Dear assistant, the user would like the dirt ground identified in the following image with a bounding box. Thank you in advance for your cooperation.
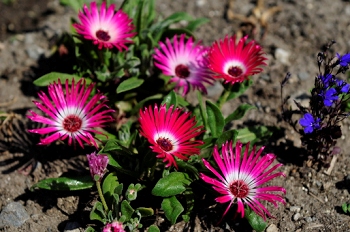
[1,0,350,231]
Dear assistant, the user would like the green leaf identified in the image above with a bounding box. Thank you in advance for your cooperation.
[33,72,91,86]
[197,91,208,130]
[215,129,239,147]
[116,77,144,94]
[121,200,135,221]
[161,196,184,225]
[137,207,154,217]
[206,100,224,137]
[162,90,177,109]
[236,126,274,144]
[148,225,160,232]
[102,173,120,206]
[131,94,163,114]
[84,226,95,232]
[59,0,84,13]
[161,28,195,41]
[224,104,256,124]
[160,12,193,28]
[30,176,94,191]
[342,203,348,213]
[152,172,191,197]
[90,201,106,223]
[244,207,267,232]
[185,17,210,32]
[226,79,253,101]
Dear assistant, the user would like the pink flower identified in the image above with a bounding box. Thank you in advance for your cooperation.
[27,78,115,148]
[200,140,285,220]
[73,1,136,50]
[208,35,267,84]
[103,221,125,232]
[153,34,214,96]
[139,104,204,168]
[87,152,109,181]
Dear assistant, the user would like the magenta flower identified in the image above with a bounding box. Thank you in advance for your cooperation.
[153,34,214,96]
[103,221,125,232]
[73,1,136,50]
[139,104,204,168]
[200,140,285,220]
[87,152,109,181]
[27,78,115,148]
[208,35,267,84]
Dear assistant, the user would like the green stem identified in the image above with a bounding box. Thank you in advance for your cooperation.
[96,181,109,212]
[217,84,233,109]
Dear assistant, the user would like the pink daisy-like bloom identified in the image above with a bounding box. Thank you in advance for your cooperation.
[153,34,214,96]
[208,35,267,84]
[103,221,125,232]
[200,140,285,220]
[139,104,204,168]
[27,78,115,148]
[73,1,136,50]
[87,152,109,182]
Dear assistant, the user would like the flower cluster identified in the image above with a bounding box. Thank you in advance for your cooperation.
[154,34,266,96]
[282,41,350,165]
[26,1,284,231]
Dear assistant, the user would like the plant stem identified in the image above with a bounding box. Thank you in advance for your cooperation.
[96,181,109,212]
[217,84,233,109]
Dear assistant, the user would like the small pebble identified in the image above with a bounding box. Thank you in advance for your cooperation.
[266,223,279,232]
[305,217,313,223]
[293,212,301,221]
[290,206,301,213]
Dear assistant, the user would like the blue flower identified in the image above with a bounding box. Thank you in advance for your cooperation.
[336,79,350,93]
[319,88,339,106]
[299,113,321,134]
[319,74,333,88]
[337,53,350,67]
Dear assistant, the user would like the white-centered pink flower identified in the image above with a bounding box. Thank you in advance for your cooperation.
[27,78,115,148]
[200,140,285,220]
[208,35,267,84]
[153,34,214,96]
[73,1,136,50]
[139,104,204,168]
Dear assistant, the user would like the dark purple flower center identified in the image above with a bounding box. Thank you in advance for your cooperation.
[228,66,243,77]
[156,137,173,151]
[63,115,82,132]
[175,64,190,78]
[229,180,249,198]
[96,30,111,42]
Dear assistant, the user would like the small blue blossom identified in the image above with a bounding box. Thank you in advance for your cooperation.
[337,53,350,67]
[319,88,339,106]
[299,113,321,134]
[336,79,350,93]
[319,74,333,88]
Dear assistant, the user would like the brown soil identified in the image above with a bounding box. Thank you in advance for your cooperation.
[1,0,350,231]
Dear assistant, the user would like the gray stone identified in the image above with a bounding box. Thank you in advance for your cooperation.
[266,223,279,232]
[0,202,30,228]
[275,48,291,65]
[297,71,309,81]
[290,206,301,213]
[293,212,302,221]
